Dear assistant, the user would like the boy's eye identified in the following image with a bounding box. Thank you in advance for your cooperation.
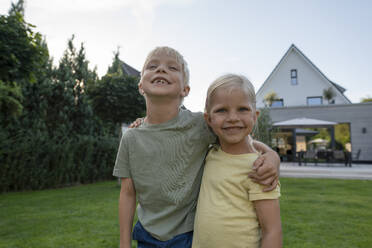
[147,64,157,70]
[169,66,179,71]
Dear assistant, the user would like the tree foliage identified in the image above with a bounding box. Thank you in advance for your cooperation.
[361,96,372,103]
[253,107,275,146]
[263,91,279,107]
[0,2,121,192]
[88,51,146,125]
[0,2,48,119]
[323,87,335,103]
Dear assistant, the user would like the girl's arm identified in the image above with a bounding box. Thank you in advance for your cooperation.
[251,140,280,191]
[119,178,136,248]
[254,199,282,248]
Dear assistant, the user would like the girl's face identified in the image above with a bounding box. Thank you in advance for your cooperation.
[204,86,259,154]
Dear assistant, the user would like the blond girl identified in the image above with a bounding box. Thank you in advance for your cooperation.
[192,74,282,248]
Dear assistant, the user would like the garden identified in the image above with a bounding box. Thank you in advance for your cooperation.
[1,178,371,248]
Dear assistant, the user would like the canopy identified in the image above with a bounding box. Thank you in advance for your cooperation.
[295,128,319,136]
[273,118,337,128]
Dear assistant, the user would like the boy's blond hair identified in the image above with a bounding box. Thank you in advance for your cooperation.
[141,46,190,86]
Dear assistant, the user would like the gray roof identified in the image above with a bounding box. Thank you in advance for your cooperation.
[273,117,337,128]
[120,60,140,77]
[295,128,319,136]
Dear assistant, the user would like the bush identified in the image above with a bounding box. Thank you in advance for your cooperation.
[0,130,118,192]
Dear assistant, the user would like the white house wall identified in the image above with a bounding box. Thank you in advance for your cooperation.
[256,49,349,108]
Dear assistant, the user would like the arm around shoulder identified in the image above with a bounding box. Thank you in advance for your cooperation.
[250,140,280,191]
[119,178,136,248]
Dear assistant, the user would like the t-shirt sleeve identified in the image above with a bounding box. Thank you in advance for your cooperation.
[112,131,132,178]
[246,180,281,201]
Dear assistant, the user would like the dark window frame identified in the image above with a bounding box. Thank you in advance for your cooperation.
[290,69,298,85]
[271,99,284,107]
[307,96,323,105]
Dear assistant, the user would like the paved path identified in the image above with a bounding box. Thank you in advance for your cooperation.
[280,162,372,180]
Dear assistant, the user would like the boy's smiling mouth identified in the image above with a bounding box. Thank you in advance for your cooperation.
[152,77,171,85]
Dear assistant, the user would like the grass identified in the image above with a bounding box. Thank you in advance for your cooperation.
[0,178,371,248]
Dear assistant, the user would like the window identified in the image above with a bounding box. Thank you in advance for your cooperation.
[271,99,284,107]
[307,97,323,105]
[291,69,298,85]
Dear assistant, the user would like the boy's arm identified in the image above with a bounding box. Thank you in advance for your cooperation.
[254,199,282,248]
[119,178,136,248]
[251,140,280,191]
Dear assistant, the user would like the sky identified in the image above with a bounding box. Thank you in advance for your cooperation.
[1,0,371,112]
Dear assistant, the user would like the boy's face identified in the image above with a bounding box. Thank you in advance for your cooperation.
[139,51,190,101]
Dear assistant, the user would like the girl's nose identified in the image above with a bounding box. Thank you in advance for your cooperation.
[227,111,239,122]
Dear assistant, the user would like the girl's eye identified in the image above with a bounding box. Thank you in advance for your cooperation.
[215,108,226,113]
[239,107,251,112]
[148,64,157,70]
[169,66,178,71]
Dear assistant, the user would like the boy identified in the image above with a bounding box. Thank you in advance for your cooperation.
[113,47,280,248]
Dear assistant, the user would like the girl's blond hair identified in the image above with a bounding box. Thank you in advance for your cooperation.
[205,73,256,113]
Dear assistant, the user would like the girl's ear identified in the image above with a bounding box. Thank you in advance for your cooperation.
[254,110,260,123]
[181,85,190,97]
[204,112,211,125]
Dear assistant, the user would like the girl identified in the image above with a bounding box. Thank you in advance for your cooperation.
[192,74,282,248]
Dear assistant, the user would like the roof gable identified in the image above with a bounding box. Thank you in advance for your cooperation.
[120,60,140,77]
[257,44,351,103]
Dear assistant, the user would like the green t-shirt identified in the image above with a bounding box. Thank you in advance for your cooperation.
[113,109,216,241]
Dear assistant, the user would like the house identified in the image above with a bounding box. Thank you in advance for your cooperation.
[257,44,372,162]
[256,44,351,108]
[120,60,140,77]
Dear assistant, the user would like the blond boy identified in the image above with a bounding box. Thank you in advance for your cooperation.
[113,47,280,248]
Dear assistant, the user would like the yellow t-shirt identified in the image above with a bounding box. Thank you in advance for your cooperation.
[192,147,280,248]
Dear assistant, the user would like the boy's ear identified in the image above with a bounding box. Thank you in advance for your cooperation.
[138,81,145,95]
[181,85,190,97]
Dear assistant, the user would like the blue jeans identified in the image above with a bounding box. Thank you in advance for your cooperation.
[132,221,193,248]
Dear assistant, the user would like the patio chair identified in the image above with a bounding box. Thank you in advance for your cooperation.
[344,149,361,167]
[332,150,348,167]
[302,150,318,166]
[352,149,361,161]
[317,150,332,163]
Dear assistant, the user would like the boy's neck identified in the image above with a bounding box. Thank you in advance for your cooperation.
[145,98,182,125]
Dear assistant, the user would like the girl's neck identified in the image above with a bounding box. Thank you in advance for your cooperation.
[145,97,182,124]
[220,136,256,155]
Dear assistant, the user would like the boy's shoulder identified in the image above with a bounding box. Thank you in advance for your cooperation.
[179,108,204,121]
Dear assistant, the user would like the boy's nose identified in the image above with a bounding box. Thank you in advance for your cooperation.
[156,64,166,73]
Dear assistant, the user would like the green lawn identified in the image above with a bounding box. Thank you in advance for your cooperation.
[1,178,371,248]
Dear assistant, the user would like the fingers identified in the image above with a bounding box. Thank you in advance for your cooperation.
[129,118,144,128]
[262,177,279,192]
[252,156,264,170]
[249,169,275,183]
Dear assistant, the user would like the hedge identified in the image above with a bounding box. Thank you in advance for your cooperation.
[0,130,119,192]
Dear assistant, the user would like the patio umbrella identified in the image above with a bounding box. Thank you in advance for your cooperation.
[308,138,329,144]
